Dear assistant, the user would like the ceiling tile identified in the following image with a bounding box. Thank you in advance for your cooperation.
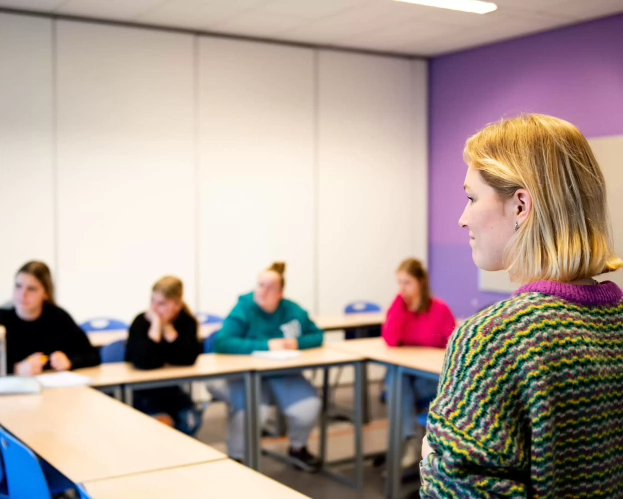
[260,0,369,20]
[55,0,167,20]
[0,0,64,10]
[274,1,428,44]
[137,0,270,29]
[211,10,307,37]
[538,0,623,20]
[341,17,461,51]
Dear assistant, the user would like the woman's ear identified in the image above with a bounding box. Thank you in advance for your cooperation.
[510,188,532,225]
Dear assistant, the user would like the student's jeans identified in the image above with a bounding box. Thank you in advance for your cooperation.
[207,374,321,460]
[385,371,438,439]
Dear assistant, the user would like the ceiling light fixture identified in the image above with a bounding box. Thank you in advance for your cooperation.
[395,0,497,14]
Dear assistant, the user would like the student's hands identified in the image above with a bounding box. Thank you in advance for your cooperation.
[14,353,47,376]
[268,338,299,351]
[50,351,72,371]
[283,338,299,350]
[268,339,287,351]
[146,309,162,343]
[145,308,160,325]
[163,324,178,343]
[421,435,433,461]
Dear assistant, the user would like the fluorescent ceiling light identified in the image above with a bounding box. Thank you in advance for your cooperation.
[395,0,497,14]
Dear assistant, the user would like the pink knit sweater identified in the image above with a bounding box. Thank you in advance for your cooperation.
[382,295,456,348]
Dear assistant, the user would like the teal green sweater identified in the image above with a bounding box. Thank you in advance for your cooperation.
[215,293,324,355]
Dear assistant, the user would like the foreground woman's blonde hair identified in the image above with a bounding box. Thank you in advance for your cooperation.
[465,113,622,284]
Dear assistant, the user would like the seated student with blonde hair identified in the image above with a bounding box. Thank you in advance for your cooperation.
[420,114,623,497]
[382,257,456,467]
[208,262,324,472]
[126,276,201,434]
[0,261,100,374]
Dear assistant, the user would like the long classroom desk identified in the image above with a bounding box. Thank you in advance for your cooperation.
[87,312,387,347]
[76,348,367,487]
[82,459,310,499]
[75,353,260,465]
[0,386,225,485]
[327,338,446,499]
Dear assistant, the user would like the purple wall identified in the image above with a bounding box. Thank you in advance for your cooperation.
[428,14,623,318]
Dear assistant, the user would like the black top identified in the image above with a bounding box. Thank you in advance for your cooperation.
[125,309,200,370]
[0,303,101,374]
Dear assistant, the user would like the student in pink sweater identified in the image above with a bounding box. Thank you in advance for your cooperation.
[382,258,456,467]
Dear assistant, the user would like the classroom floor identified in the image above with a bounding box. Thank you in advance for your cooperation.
[196,381,421,499]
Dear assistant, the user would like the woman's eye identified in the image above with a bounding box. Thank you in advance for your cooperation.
[467,197,474,203]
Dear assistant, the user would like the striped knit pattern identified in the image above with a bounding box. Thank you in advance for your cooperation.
[420,281,623,498]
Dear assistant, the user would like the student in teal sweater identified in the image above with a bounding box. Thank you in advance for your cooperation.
[209,262,323,471]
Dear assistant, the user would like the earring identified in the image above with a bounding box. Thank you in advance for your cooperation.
[514,221,519,232]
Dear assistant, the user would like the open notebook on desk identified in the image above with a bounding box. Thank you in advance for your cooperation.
[0,376,41,395]
[252,351,301,361]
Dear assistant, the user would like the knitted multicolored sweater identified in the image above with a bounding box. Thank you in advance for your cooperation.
[420,280,623,498]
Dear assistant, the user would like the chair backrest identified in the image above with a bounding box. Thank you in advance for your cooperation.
[80,318,128,333]
[196,313,224,325]
[203,332,219,354]
[100,340,127,363]
[344,301,382,314]
[0,428,52,499]
[76,483,92,499]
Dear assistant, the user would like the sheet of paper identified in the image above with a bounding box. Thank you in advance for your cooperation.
[35,372,92,389]
[251,350,301,361]
[0,376,42,395]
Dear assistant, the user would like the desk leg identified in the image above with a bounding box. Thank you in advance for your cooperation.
[362,362,370,424]
[319,367,329,467]
[123,385,134,408]
[244,371,258,470]
[386,366,404,499]
[251,371,263,471]
[353,361,364,490]
[112,386,122,402]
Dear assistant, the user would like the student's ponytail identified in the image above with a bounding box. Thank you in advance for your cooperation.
[267,262,286,290]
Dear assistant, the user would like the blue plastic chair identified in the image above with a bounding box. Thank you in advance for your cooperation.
[0,427,73,499]
[0,449,7,499]
[196,313,224,325]
[100,340,127,363]
[203,331,219,354]
[344,301,382,314]
[80,318,129,333]
[77,484,92,499]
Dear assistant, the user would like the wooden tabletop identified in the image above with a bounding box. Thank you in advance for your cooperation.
[75,353,258,387]
[87,323,223,348]
[314,312,385,331]
[87,313,386,347]
[0,387,225,483]
[82,459,309,499]
[251,347,365,372]
[327,337,446,375]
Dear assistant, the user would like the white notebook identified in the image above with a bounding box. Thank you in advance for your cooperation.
[0,376,42,395]
[252,350,301,361]
[36,372,92,389]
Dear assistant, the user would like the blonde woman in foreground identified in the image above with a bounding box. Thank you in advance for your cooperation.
[420,114,623,497]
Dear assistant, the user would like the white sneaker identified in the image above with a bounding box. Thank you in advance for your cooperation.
[401,438,418,468]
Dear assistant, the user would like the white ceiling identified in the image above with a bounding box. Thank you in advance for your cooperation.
[1,0,622,56]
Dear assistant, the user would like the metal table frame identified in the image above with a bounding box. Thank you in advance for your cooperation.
[383,362,440,499]
[249,360,365,490]
[93,371,255,466]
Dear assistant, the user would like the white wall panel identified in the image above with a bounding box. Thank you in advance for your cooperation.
[0,14,54,304]
[197,38,315,316]
[317,53,428,314]
[56,21,196,322]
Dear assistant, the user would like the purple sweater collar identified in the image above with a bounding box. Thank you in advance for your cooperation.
[515,280,622,307]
